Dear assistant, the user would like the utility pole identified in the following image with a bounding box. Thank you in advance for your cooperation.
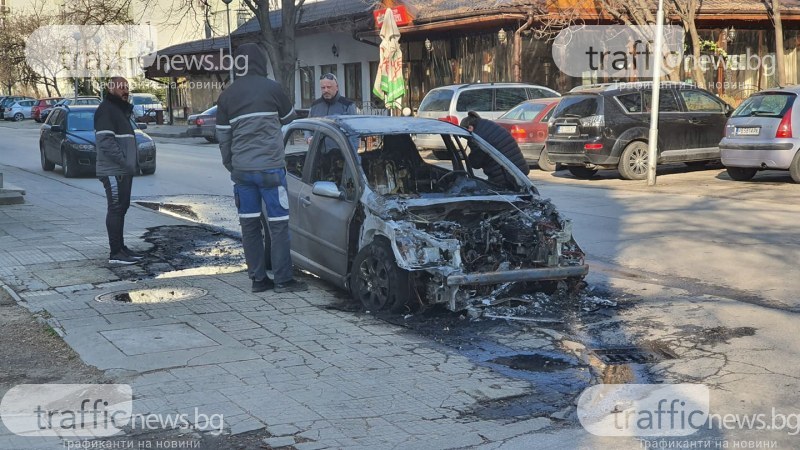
[646,0,665,186]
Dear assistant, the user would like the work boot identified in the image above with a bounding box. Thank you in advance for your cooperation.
[252,278,274,293]
[274,279,308,293]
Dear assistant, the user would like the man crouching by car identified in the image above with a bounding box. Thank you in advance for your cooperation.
[94,76,145,265]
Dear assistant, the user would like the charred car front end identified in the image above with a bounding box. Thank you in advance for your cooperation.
[282,116,587,312]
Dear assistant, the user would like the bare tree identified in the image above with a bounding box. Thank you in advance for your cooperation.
[672,0,705,88]
[766,0,786,85]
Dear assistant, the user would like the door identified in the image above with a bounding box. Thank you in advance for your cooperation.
[292,130,360,283]
[45,109,66,162]
[644,89,686,161]
[283,126,316,262]
[678,89,728,159]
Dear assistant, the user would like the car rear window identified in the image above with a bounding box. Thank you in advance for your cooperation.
[500,102,547,120]
[551,95,601,118]
[418,89,454,112]
[456,89,493,112]
[733,93,795,118]
[202,105,217,115]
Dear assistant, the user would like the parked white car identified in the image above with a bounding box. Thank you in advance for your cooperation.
[4,99,37,121]
[130,93,165,120]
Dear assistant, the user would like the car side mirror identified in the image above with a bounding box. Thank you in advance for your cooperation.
[724,104,734,116]
[137,123,148,130]
[312,181,343,200]
[50,125,63,133]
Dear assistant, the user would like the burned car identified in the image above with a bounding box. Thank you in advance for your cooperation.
[283,116,587,312]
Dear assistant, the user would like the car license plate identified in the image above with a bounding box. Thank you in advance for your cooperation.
[557,125,577,134]
[736,127,760,136]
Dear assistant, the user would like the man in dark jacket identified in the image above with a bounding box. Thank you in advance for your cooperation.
[216,43,306,294]
[460,111,530,188]
[95,76,144,265]
[309,73,357,117]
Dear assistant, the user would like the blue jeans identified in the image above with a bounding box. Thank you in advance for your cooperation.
[232,168,293,284]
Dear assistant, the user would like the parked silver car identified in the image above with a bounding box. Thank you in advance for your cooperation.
[130,93,164,121]
[282,116,587,313]
[3,99,37,121]
[720,86,800,182]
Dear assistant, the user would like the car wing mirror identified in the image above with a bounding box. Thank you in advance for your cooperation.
[312,181,344,200]
[50,125,63,133]
[137,123,148,130]
[724,104,734,116]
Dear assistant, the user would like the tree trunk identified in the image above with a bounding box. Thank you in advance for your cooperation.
[773,0,786,86]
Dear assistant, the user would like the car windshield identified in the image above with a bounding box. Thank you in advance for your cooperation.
[418,89,453,112]
[132,95,159,105]
[733,93,795,118]
[67,111,95,131]
[353,132,523,198]
[552,95,601,118]
[499,102,548,120]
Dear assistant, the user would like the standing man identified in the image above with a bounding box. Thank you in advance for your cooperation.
[460,111,530,188]
[216,43,307,294]
[310,73,358,117]
[95,76,144,265]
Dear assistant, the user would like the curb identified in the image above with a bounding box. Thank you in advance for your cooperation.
[147,132,189,139]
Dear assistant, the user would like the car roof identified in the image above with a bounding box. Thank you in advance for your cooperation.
[55,105,99,112]
[751,85,800,95]
[294,116,472,137]
[568,81,697,94]
[431,82,555,91]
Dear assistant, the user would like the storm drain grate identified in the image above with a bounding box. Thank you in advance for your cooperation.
[592,344,677,365]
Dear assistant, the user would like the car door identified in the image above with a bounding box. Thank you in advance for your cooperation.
[292,129,360,284]
[283,126,316,262]
[677,89,728,159]
[44,110,65,162]
[644,88,686,161]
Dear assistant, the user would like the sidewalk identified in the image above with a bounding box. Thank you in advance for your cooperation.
[142,123,190,139]
[0,164,622,449]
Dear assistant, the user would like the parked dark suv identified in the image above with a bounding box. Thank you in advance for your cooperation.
[546,82,733,180]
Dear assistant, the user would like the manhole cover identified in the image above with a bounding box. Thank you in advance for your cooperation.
[95,287,208,304]
[592,344,676,365]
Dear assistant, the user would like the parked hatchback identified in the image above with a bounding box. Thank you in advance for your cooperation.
[546,82,732,180]
[494,98,561,171]
[720,87,800,182]
[416,83,560,158]
[0,96,34,120]
[4,99,37,121]
[39,105,157,178]
[32,97,62,122]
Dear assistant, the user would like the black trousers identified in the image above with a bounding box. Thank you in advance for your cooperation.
[99,175,133,255]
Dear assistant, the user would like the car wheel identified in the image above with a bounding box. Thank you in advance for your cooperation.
[567,166,598,179]
[61,149,78,178]
[790,152,800,183]
[350,238,413,313]
[40,146,55,171]
[618,141,649,180]
[537,148,557,171]
[726,166,757,181]
[204,136,218,144]
[432,149,450,160]
[13,113,24,122]
[141,165,156,175]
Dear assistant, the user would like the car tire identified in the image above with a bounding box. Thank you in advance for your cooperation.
[726,166,757,181]
[432,149,450,160]
[13,113,24,122]
[537,148,557,172]
[141,166,156,175]
[350,238,413,313]
[790,152,800,183]
[61,149,78,178]
[618,141,649,180]
[40,146,54,171]
[204,136,218,144]
[567,166,598,179]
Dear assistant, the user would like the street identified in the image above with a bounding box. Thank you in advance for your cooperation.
[2,119,800,449]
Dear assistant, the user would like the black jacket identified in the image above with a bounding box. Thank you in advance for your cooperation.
[216,43,296,172]
[94,93,137,176]
[467,118,530,187]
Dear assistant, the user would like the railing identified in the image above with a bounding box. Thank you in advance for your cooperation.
[356,101,389,116]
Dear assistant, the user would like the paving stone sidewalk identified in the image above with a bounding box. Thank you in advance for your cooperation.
[0,164,598,450]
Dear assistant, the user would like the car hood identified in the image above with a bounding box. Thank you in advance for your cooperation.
[64,130,154,146]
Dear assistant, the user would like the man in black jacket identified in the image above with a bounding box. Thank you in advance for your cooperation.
[216,43,306,294]
[460,111,530,188]
[95,76,144,265]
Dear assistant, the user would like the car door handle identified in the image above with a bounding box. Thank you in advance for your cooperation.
[300,196,311,207]
[688,118,705,125]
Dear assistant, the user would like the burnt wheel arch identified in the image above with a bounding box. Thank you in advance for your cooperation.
[350,237,413,313]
